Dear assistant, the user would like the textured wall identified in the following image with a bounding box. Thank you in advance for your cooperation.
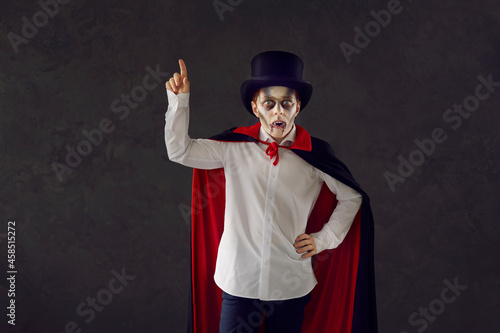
[1,0,499,332]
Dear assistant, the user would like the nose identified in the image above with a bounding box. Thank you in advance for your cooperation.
[274,103,284,115]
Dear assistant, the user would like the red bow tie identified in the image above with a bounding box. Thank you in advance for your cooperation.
[258,140,291,166]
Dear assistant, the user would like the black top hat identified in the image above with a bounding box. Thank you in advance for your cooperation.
[241,51,313,116]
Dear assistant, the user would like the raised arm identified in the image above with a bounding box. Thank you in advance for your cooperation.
[164,59,225,169]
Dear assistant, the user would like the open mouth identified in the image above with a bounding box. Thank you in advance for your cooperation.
[271,121,287,130]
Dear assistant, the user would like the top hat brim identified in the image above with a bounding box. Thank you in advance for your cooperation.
[241,77,313,116]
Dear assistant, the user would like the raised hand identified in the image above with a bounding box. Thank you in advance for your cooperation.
[165,59,190,94]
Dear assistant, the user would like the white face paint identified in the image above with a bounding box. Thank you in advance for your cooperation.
[251,86,301,144]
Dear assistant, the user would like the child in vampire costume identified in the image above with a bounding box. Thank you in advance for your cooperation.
[165,51,378,333]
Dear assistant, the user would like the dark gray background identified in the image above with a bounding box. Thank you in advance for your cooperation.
[1,0,499,332]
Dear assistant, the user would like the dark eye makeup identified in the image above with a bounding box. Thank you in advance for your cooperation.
[261,99,294,109]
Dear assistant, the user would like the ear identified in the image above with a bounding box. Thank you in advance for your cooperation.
[295,100,301,115]
[251,101,260,118]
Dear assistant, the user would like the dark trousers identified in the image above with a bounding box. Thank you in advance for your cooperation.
[219,291,311,333]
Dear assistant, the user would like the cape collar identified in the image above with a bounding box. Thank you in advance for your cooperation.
[233,122,312,151]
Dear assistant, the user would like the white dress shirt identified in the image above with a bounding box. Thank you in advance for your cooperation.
[165,90,362,300]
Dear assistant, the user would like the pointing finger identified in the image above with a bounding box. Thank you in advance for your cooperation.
[179,59,188,78]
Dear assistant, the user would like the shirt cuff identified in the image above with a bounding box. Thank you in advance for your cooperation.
[311,230,329,254]
[167,90,190,108]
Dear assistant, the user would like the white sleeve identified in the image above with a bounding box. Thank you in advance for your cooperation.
[311,169,363,253]
[164,90,224,169]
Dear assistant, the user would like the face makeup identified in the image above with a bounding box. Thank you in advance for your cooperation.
[251,86,301,144]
